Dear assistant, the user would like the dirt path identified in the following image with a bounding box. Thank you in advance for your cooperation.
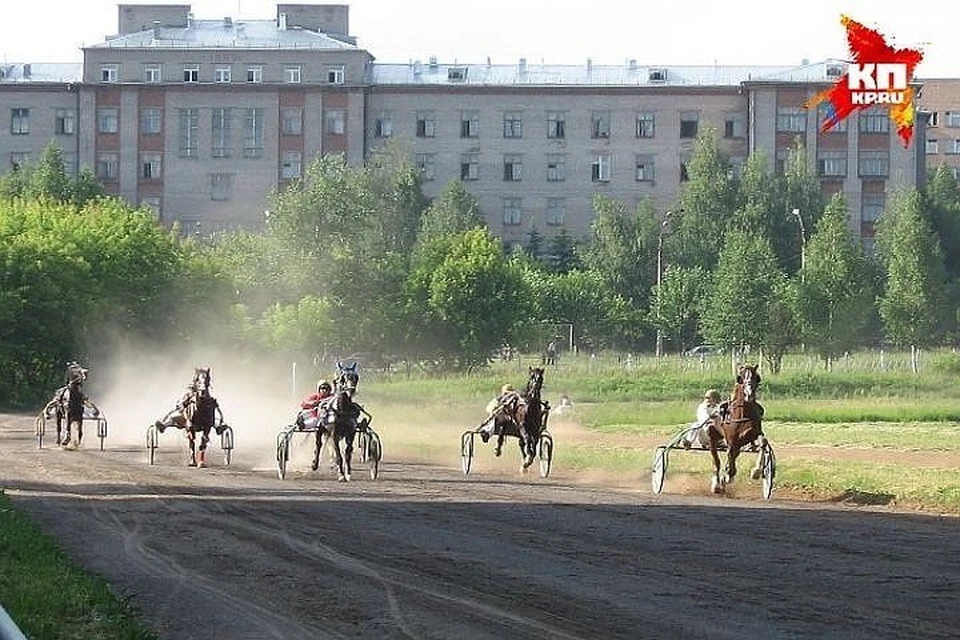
[2,412,959,639]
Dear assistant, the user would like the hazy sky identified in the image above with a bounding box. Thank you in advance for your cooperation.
[2,0,957,78]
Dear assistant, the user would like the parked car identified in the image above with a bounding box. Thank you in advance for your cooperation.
[686,344,721,357]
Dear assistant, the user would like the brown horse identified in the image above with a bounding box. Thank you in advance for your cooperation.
[313,361,360,481]
[707,363,765,493]
[493,366,546,472]
[155,367,225,467]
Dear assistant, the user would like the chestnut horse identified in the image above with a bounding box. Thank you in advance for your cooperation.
[707,363,765,493]
[494,366,546,472]
[156,367,225,467]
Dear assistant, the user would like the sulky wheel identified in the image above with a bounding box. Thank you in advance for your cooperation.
[96,417,108,451]
[220,425,234,466]
[651,446,668,494]
[35,414,46,449]
[537,432,554,478]
[146,425,159,465]
[276,431,290,480]
[460,430,475,475]
[356,429,369,464]
[366,429,382,480]
[761,444,776,500]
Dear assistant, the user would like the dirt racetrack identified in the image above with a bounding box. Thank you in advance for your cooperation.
[2,411,959,640]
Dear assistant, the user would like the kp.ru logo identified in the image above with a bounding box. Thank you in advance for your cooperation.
[806,16,923,146]
[847,63,908,105]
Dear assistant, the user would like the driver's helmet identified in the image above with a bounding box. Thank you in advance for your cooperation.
[704,389,721,404]
[317,380,332,393]
[501,383,515,395]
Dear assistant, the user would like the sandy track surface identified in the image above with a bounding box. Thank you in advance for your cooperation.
[2,412,959,639]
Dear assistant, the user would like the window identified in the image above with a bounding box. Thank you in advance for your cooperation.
[325,109,345,135]
[97,107,118,133]
[724,114,745,139]
[183,65,199,83]
[636,112,655,138]
[140,196,161,216]
[140,107,162,134]
[375,111,393,138]
[210,173,233,201]
[927,139,940,155]
[947,112,960,128]
[284,66,301,84]
[817,150,847,177]
[592,154,611,182]
[55,109,75,135]
[281,151,302,179]
[775,147,790,174]
[859,110,889,134]
[416,110,436,138]
[680,111,699,138]
[546,198,566,226]
[447,66,467,81]
[503,154,522,181]
[818,103,847,132]
[635,155,655,182]
[10,152,29,170]
[96,153,119,181]
[948,139,960,155]
[214,66,232,83]
[327,65,345,84]
[546,154,566,182]
[416,153,436,180]
[243,108,264,158]
[502,198,522,226]
[859,150,889,177]
[503,111,523,138]
[862,192,885,223]
[281,107,302,135]
[246,66,263,83]
[100,64,118,83]
[460,154,479,180]
[591,111,611,138]
[461,110,479,138]
[62,152,77,175]
[10,108,29,134]
[928,111,940,127]
[547,111,566,139]
[145,64,162,83]
[140,153,162,180]
[776,107,806,133]
[211,107,233,158]
[179,108,199,158]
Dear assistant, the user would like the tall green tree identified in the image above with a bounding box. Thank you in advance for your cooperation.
[581,195,656,308]
[793,193,873,369]
[924,163,960,281]
[651,265,706,355]
[546,227,580,274]
[779,140,824,275]
[875,188,949,372]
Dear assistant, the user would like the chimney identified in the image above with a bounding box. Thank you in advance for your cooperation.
[152,20,161,39]
[413,60,422,76]
[23,64,32,79]
[278,13,287,30]
[518,57,527,74]
[187,12,194,28]
[628,58,637,71]
[428,56,438,69]
[223,16,232,28]
[586,58,593,74]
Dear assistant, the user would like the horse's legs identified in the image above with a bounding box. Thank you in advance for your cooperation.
[708,429,725,494]
[494,428,505,457]
[55,409,64,446]
[196,427,210,467]
[343,430,354,481]
[186,430,197,466]
[725,444,741,484]
[332,434,347,482]
[311,430,324,471]
[75,417,83,447]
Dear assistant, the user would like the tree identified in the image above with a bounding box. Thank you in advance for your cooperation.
[673,128,737,271]
[535,269,636,352]
[581,195,656,307]
[699,230,784,354]
[924,163,960,281]
[875,188,948,372]
[546,227,580,274]
[793,194,873,369]
[651,265,706,355]
[779,140,824,275]
[417,180,482,243]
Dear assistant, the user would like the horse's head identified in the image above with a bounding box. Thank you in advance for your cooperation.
[193,367,212,398]
[736,364,761,403]
[525,366,545,398]
[65,361,87,386]
[335,361,359,397]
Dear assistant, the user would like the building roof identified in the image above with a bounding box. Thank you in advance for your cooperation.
[368,59,846,87]
[0,63,83,83]
[88,18,360,51]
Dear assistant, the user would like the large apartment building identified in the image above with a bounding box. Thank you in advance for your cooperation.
[0,3,929,244]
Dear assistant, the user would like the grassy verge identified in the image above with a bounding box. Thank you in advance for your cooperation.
[0,491,157,640]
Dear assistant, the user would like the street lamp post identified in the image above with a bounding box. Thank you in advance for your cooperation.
[655,211,673,358]
[792,207,806,281]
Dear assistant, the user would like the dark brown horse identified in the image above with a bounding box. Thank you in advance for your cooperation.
[707,363,764,493]
[494,366,546,472]
[51,361,95,449]
[156,367,225,467]
[312,361,360,481]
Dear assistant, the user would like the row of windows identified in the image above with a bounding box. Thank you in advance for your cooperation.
[93,151,304,182]
[99,63,345,85]
[925,138,960,155]
[778,106,891,134]
[414,152,661,183]
[499,197,570,227]
[380,110,746,141]
[6,108,76,135]
[927,111,960,128]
